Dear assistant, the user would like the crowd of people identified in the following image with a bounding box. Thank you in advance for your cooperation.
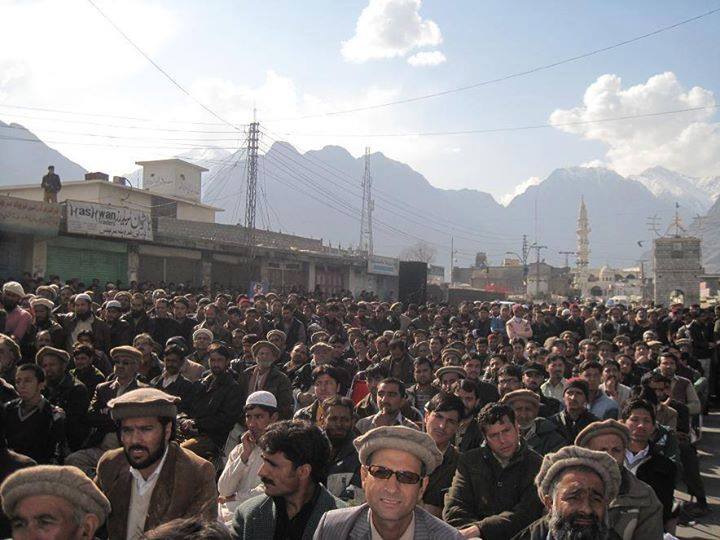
[0,275,717,540]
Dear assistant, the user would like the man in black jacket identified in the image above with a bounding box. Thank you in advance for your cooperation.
[319,395,361,500]
[549,378,598,443]
[37,346,90,452]
[179,342,242,460]
[150,344,198,414]
[103,300,131,348]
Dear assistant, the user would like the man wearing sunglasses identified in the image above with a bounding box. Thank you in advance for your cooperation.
[313,425,463,539]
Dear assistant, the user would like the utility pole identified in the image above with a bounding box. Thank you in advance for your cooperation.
[558,250,577,269]
[449,236,455,284]
[244,113,260,248]
[359,147,374,255]
[529,243,547,298]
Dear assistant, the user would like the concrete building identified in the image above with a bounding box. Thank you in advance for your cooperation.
[653,236,703,305]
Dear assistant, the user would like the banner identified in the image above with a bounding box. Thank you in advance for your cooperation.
[0,196,61,235]
[66,200,153,241]
[367,255,399,276]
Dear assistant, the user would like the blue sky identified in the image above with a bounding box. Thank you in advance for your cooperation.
[1,0,718,202]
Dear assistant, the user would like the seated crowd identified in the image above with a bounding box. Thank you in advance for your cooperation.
[0,276,715,539]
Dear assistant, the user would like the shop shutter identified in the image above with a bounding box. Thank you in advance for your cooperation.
[47,246,127,285]
[0,232,27,279]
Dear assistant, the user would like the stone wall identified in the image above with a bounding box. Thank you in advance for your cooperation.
[653,237,703,305]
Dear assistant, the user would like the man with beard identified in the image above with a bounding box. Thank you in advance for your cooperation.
[66,346,147,476]
[231,420,344,539]
[549,379,599,443]
[406,356,439,413]
[2,282,32,343]
[103,299,132,348]
[382,339,415,385]
[238,340,293,420]
[171,296,196,344]
[187,328,213,368]
[179,342,242,460]
[150,344,198,414]
[59,293,111,354]
[96,388,217,539]
[320,395,361,500]
[148,298,180,349]
[196,303,231,344]
[513,445,622,540]
[37,346,90,452]
[120,293,151,341]
[218,391,279,525]
[276,303,307,350]
[575,420,663,540]
[501,390,566,456]
[29,296,66,350]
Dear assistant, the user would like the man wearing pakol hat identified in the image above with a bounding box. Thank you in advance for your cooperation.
[436,365,466,393]
[30,295,66,349]
[217,390,279,525]
[96,387,217,539]
[238,339,293,419]
[178,342,242,460]
[66,345,147,477]
[575,419,663,540]
[58,292,111,354]
[1,464,110,540]
[501,390,566,456]
[512,445,622,540]
[2,282,32,343]
[37,345,91,452]
[232,420,344,539]
[444,402,543,540]
[314,425,463,539]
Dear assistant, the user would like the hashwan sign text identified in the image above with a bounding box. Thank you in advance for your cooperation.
[67,201,153,241]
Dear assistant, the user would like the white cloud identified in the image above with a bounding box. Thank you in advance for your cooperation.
[549,72,720,177]
[341,0,442,63]
[499,176,541,206]
[407,50,446,67]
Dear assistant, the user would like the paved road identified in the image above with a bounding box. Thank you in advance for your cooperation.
[677,411,720,539]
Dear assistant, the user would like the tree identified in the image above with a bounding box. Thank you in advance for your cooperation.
[401,241,436,263]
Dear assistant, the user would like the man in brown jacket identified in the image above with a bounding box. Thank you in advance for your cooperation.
[95,387,217,539]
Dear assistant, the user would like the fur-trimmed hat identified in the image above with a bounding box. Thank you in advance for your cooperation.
[108,388,179,420]
[266,329,287,341]
[574,419,630,449]
[1,465,110,524]
[310,342,333,353]
[355,425,442,475]
[1,281,24,297]
[535,445,621,501]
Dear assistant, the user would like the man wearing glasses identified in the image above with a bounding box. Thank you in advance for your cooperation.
[313,425,463,539]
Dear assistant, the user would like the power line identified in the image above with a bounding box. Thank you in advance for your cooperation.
[86,0,242,131]
[271,106,717,138]
[265,6,720,120]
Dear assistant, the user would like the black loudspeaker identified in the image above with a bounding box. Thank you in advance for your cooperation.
[399,261,428,304]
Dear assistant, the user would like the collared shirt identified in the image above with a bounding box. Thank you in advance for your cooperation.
[370,509,415,540]
[217,443,265,524]
[17,397,47,421]
[161,372,179,388]
[624,446,650,473]
[129,446,169,497]
[541,379,566,402]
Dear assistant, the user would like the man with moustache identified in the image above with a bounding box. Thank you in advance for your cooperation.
[319,395,361,499]
[231,420,344,539]
[96,388,217,539]
[1,282,32,343]
[512,445,622,539]
[150,344,198,414]
[238,340,293,420]
[60,293,111,354]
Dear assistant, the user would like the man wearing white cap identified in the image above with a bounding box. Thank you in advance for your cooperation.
[2,282,32,343]
[58,293,111,354]
[217,390,279,525]
[104,299,132,349]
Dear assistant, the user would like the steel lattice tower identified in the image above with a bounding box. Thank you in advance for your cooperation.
[244,120,260,246]
[359,147,374,255]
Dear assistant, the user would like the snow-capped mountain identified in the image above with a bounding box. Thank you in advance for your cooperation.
[629,166,713,215]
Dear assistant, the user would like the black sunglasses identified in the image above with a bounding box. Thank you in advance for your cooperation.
[366,464,422,485]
